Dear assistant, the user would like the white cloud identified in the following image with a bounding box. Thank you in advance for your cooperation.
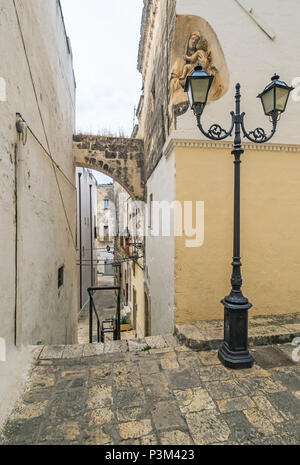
[61,0,143,137]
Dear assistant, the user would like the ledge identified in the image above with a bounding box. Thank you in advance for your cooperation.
[163,130,300,159]
[175,313,300,351]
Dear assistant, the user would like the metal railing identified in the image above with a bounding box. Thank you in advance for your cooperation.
[87,286,121,344]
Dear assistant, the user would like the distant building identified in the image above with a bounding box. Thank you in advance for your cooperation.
[97,184,115,277]
[114,183,147,337]
[76,168,98,311]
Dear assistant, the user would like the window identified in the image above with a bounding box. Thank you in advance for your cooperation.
[104,199,109,209]
[58,266,64,289]
[149,194,153,230]
[104,225,109,241]
[151,80,156,112]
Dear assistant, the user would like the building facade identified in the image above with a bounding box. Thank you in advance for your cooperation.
[0,0,76,425]
[135,0,300,334]
[114,182,147,338]
[76,168,98,310]
[96,183,115,276]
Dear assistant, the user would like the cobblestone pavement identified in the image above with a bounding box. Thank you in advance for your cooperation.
[1,341,300,445]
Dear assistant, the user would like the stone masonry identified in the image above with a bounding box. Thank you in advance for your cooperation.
[1,337,300,445]
[73,135,145,199]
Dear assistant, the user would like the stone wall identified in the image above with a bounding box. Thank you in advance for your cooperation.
[73,135,145,200]
[137,0,176,182]
[0,0,76,427]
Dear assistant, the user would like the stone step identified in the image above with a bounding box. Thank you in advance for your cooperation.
[175,313,300,351]
[34,334,179,361]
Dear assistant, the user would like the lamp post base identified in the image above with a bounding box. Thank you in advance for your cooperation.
[218,341,254,369]
[218,300,254,370]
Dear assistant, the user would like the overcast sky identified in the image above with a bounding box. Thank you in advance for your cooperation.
[61,0,143,183]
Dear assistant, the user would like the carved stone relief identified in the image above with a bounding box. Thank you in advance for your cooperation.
[169,15,229,127]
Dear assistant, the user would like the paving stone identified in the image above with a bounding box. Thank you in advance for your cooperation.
[86,385,113,409]
[152,400,186,431]
[104,340,128,353]
[205,379,249,401]
[217,396,255,413]
[114,388,146,408]
[114,372,142,390]
[160,430,194,445]
[271,367,300,391]
[239,376,287,395]
[160,352,180,370]
[82,427,113,445]
[140,434,157,445]
[3,417,42,445]
[128,338,147,352]
[30,345,45,360]
[116,407,145,422]
[177,352,201,371]
[292,391,300,400]
[11,401,49,421]
[145,335,168,349]
[39,345,65,360]
[113,361,136,375]
[186,410,230,445]
[221,411,261,444]
[198,365,231,382]
[243,408,277,436]
[252,395,285,424]
[118,419,153,440]
[29,367,56,390]
[83,343,104,357]
[141,371,169,386]
[62,345,84,359]
[174,387,216,414]
[84,407,114,427]
[163,334,179,347]
[167,368,201,390]
[144,383,172,402]
[39,421,80,443]
[197,350,221,366]
[138,359,160,374]
[266,391,300,421]
[232,364,270,379]
[89,364,112,384]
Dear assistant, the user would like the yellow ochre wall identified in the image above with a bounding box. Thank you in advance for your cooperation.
[174,145,300,323]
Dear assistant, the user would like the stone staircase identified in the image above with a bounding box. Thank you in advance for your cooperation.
[175,313,300,351]
[33,313,300,362]
[33,334,179,361]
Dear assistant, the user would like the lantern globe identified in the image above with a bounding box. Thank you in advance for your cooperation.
[184,65,214,109]
[258,74,294,116]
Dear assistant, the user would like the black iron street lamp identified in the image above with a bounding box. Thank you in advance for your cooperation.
[185,66,293,369]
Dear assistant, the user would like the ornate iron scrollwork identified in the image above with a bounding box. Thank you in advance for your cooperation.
[241,112,278,144]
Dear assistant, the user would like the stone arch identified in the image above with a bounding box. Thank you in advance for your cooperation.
[73,135,145,199]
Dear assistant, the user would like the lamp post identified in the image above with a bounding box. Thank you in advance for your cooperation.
[185,66,293,369]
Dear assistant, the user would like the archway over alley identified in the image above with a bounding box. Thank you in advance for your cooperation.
[73,135,145,199]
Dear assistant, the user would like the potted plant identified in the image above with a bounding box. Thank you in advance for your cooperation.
[120,315,131,332]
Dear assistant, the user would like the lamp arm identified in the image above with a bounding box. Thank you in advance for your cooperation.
[195,106,235,141]
[241,112,278,143]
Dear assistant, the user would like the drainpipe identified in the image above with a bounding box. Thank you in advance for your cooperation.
[78,172,83,309]
[15,116,26,347]
[89,184,94,287]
